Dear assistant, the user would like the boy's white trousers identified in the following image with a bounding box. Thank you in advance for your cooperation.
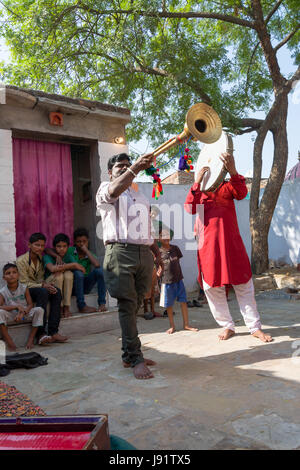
[203,278,261,334]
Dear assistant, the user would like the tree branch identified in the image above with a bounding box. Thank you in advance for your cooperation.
[251,0,285,90]
[0,0,22,19]
[286,65,300,89]
[77,5,256,29]
[274,25,300,52]
[265,0,284,24]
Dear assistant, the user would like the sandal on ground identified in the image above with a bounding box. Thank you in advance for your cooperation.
[193,299,203,307]
[38,335,52,346]
[144,312,154,320]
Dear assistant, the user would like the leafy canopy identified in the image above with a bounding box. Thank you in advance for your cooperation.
[0,1,299,162]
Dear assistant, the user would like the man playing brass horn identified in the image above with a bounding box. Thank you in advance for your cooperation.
[96,152,163,380]
[185,152,272,343]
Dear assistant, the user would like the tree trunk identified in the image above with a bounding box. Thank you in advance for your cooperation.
[250,93,288,274]
[251,223,269,273]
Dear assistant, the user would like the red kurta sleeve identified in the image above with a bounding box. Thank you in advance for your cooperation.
[184,182,202,214]
[227,174,248,200]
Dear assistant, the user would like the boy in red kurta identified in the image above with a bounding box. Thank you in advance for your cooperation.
[185,152,272,343]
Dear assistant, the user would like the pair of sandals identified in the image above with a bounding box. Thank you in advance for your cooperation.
[187,299,203,308]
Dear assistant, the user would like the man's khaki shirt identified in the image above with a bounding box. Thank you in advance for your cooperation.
[16,251,45,288]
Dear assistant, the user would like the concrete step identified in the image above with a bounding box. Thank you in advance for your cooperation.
[0,293,119,349]
[70,292,117,313]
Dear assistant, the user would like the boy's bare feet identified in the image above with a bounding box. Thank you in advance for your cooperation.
[184,325,198,332]
[63,306,72,318]
[79,305,96,313]
[97,304,107,312]
[167,327,176,334]
[123,358,157,368]
[133,362,154,379]
[252,329,273,342]
[218,328,235,340]
[51,333,69,343]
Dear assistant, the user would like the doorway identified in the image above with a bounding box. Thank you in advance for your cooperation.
[71,144,97,253]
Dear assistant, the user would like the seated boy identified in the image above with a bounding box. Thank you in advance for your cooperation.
[16,232,68,344]
[49,228,107,313]
[43,233,85,317]
[158,229,198,335]
[0,263,44,350]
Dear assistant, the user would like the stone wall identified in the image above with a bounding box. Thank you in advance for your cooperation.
[0,129,16,268]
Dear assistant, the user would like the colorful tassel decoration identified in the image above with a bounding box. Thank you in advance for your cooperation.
[146,166,163,199]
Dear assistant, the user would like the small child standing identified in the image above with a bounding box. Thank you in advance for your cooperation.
[0,263,44,350]
[159,230,198,334]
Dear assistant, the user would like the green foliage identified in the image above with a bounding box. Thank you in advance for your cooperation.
[0,0,299,166]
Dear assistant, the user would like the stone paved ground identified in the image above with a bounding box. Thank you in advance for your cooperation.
[2,294,300,450]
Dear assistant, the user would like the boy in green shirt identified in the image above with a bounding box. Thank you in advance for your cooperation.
[43,233,85,317]
[70,228,107,313]
[48,228,107,314]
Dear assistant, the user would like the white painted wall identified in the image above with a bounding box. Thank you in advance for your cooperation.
[0,129,16,268]
[138,179,300,290]
[268,179,300,265]
[98,141,129,183]
[139,182,199,291]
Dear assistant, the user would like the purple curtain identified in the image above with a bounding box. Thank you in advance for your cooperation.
[13,138,74,256]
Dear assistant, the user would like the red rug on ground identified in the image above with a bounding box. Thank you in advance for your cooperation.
[0,382,46,417]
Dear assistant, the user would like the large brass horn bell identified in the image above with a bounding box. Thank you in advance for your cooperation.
[153,103,222,158]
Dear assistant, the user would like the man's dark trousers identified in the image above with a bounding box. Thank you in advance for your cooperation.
[29,287,62,337]
[103,243,153,367]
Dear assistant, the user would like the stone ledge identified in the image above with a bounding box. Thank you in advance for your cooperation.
[0,309,119,348]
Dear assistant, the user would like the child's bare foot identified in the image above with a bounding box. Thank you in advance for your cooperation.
[133,362,154,379]
[97,304,107,312]
[123,358,157,368]
[218,329,235,340]
[167,327,176,334]
[252,329,273,342]
[79,305,96,313]
[51,333,69,343]
[184,325,198,332]
[63,306,72,317]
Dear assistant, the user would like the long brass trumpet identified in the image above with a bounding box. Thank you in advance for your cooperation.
[153,103,222,158]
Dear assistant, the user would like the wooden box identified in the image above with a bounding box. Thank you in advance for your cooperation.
[0,415,110,450]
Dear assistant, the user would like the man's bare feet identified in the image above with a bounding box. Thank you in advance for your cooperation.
[63,306,72,318]
[79,305,96,313]
[97,304,107,312]
[252,329,273,343]
[123,358,157,368]
[133,362,154,379]
[51,333,69,343]
[218,328,235,340]
[184,325,198,332]
[167,327,176,334]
